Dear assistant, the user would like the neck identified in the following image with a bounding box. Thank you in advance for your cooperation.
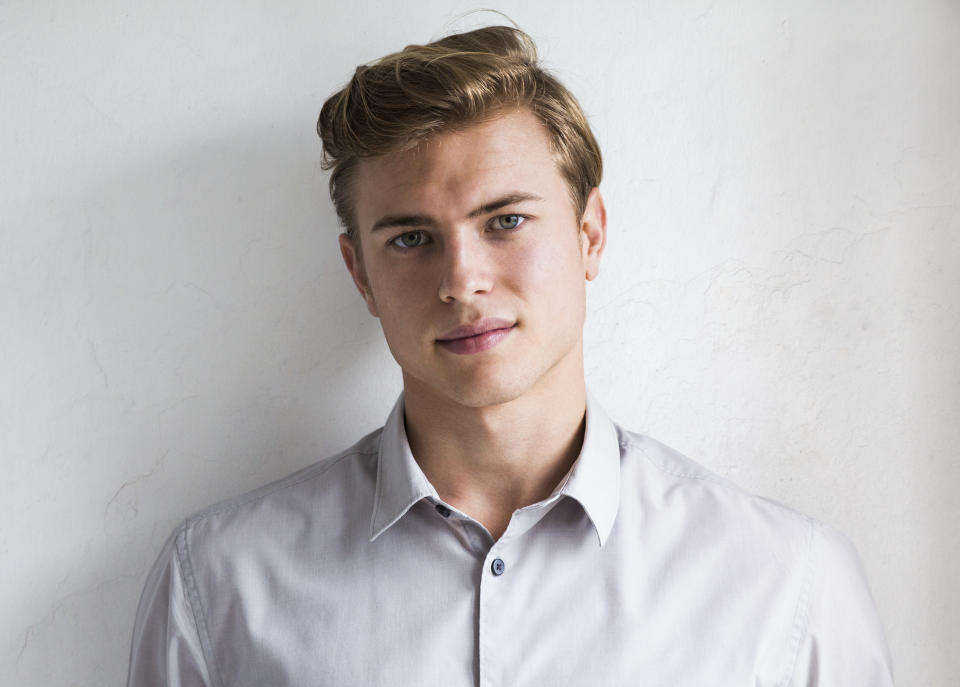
[402,355,587,541]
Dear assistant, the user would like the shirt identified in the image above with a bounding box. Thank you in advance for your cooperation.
[127,393,894,686]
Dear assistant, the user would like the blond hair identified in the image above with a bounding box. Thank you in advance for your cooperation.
[316,25,603,237]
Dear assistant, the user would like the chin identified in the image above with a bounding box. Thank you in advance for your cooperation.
[447,386,525,410]
[410,366,537,411]
[444,376,528,409]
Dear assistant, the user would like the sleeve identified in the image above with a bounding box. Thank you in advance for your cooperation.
[127,529,214,687]
[788,520,895,686]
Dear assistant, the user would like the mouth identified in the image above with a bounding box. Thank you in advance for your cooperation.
[436,318,516,355]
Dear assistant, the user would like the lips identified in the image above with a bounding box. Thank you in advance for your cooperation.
[436,318,515,355]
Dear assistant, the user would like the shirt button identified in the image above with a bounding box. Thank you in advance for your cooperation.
[491,558,506,576]
[435,504,451,518]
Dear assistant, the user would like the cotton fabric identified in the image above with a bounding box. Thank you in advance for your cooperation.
[128,394,894,686]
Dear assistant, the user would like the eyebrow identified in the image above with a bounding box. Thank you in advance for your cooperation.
[369,192,544,233]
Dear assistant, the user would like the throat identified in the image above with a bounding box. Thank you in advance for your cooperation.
[403,388,587,541]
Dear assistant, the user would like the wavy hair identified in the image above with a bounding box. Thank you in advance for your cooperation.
[316,25,603,238]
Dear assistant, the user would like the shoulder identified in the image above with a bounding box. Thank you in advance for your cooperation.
[614,426,817,559]
[613,426,883,612]
[613,426,893,680]
[173,427,382,553]
[617,427,814,524]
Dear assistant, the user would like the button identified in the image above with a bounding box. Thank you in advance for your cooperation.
[435,504,451,518]
[491,558,505,576]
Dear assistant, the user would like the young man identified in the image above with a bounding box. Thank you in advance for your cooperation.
[128,26,894,686]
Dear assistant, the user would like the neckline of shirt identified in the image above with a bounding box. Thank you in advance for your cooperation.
[369,391,621,547]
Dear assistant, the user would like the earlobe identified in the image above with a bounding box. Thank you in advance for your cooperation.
[580,187,607,281]
[338,233,379,317]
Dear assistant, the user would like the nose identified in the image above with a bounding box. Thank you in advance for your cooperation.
[437,233,493,303]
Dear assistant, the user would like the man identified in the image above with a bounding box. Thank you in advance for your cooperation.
[128,26,894,686]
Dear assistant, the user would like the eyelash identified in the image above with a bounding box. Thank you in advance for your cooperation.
[387,214,529,250]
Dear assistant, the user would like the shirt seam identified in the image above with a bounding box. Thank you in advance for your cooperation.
[622,440,820,539]
[780,518,818,687]
[623,435,820,686]
[186,446,377,527]
[620,438,728,485]
[175,525,222,687]
[172,444,379,687]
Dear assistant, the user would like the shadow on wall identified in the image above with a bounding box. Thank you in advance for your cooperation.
[11,121,397,685]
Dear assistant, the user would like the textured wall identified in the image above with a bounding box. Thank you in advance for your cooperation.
[2,1,957,685]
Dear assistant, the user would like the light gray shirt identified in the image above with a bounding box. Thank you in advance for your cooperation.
[128,394,894,686]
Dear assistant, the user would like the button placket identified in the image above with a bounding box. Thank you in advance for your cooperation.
[478,543,512,687]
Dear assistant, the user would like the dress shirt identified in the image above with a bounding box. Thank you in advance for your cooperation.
[128,393,894,686]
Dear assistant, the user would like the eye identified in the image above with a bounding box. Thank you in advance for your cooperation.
[491,214,525,231]
[390,230,429,249]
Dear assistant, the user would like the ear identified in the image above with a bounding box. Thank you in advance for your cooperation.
[579,187,607,281]
[338,233,379,317]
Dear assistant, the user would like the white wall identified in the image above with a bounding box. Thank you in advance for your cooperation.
[2,1,957,684]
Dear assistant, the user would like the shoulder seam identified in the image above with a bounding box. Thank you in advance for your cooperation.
[185,446,378,528]
[620,438,816,527]
[620,439,819,527]
[619,438,727,486]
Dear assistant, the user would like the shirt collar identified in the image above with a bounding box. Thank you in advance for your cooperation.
[556,391,621,547]
[369,393,437,541]
[369,391,621,547]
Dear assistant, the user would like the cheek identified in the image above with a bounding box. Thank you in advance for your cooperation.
[505,239,585,340]
[366,261,432,332]
[366,255,420,298]
[509,233,584,297]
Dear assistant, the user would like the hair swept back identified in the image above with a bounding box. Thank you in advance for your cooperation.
[316,25,603,237]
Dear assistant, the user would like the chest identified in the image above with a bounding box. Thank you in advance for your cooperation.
[198,502,799,687]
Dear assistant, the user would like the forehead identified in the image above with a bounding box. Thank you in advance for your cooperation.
[351,109,568,232]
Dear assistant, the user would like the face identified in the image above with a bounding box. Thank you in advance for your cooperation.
[340,108,606,410]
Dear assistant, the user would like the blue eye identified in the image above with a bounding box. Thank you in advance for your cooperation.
[493,215,524,231]
[391,231,428,249]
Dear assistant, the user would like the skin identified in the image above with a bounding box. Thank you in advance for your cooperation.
[340,107,606,539]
